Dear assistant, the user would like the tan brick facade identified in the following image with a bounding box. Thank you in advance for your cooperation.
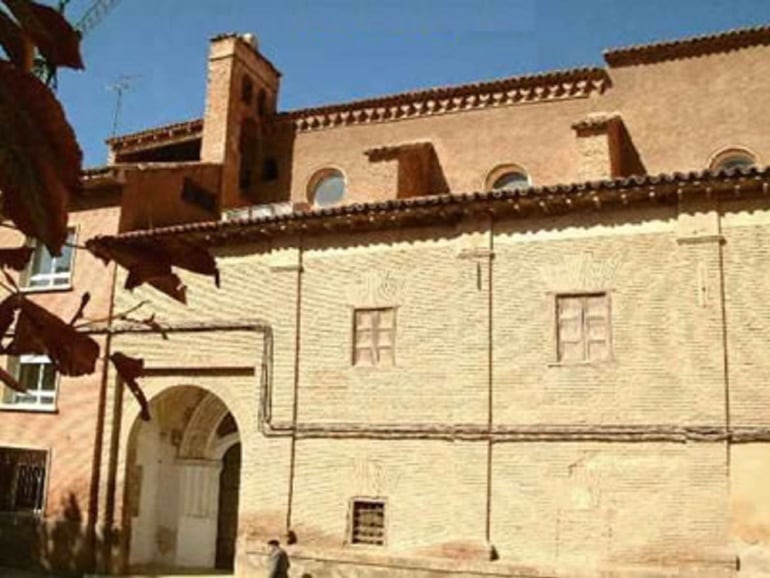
[4,24,770,578]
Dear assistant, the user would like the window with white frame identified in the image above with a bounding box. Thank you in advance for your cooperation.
[23,229,76,289]
[556,293,611,363]
[3,356,57,410]
[353,308,395,366]
[350,498,385,546]
[0,447,47,513]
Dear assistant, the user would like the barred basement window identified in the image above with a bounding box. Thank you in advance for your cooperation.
[556,293,611,362]
[0,448,47,513]
[350,498,385,546]
[353,308,395,366]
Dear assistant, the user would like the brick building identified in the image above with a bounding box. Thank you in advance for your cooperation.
[0,175,121,574]
[3,23,770,578]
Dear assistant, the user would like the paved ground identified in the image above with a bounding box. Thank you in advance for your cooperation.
[0,570,231,578]
[0,569,48,578]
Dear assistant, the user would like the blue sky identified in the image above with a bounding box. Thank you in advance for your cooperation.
[54,0,770,167]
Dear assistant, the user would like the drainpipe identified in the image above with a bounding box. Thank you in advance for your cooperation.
[87,258,118,574]
[286,236,304,533]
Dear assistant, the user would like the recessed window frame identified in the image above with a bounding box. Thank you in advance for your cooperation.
[347,497,387,547]
[1,355,59,412]
[484,163,531,192]
[240,75,254,105]
[553,292,613,365]
[0,446,50,515]
[21,228,77,292]
[307,167,347,208]
[708,147,757,172]
[352,307,396,367]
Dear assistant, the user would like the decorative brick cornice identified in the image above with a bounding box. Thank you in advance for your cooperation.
[106,118,203,151]
[604,24,770,67]
[278,67,609,133]
[89,166,770,249]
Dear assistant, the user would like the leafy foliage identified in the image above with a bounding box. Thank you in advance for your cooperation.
[0,0,80,256]
[0,0,220,418]
[110,352,150,421]
[87,237,220,304]
[0,246,33,270]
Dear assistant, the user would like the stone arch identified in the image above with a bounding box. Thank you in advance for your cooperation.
[123,385,242,573]
[178,391,231,459]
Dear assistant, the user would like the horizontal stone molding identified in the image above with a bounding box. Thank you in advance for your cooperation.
[675,234,726,245]
[106,318,770,446]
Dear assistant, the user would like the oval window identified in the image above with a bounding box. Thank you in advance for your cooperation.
[709,148,756,172]
[491,171,529,190]
[309,169,346,207]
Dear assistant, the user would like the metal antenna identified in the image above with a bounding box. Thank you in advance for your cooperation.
[107,74,140,137]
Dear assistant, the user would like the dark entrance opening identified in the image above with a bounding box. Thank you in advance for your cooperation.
[215,442,241,570]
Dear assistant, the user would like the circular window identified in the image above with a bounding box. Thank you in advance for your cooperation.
[709,148,756,172]
[308,168,346,207]
[485,164,531,191]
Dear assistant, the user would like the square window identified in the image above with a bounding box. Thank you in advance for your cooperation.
[556,293,611,363]
[3,356,57,410]
[353,308,396,366]
[350,498,385,546]
[0,447,47,513]
[23,230,76,289]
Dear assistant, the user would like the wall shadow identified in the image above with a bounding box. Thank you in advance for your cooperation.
[0,493,107,577]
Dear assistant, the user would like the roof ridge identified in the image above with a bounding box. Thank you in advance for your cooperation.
[278,66,606,119]
[604,23,770,67]
[106,118,203,147]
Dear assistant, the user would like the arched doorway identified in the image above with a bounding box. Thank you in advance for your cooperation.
[124,386,241,573]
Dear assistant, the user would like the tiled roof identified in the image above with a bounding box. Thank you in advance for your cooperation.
[106,118,203,150]
[277,67,608,132]
[89,166,770,249]
[604,24,770,67]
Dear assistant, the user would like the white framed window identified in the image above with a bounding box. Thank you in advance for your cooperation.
[0,447,48,514]
[556,293,611,363]
[23,229,76,289]
[353,308,396,366]
[349,498,386,546]
[3,356,57,410]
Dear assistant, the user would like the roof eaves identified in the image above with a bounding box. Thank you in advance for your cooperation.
[106,118,204,149]
[604,24,770,67]
[91,166,770,248]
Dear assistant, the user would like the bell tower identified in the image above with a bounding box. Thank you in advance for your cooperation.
[200,33,281,209]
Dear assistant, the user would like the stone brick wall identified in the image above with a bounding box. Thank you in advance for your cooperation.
[99,193,770,576]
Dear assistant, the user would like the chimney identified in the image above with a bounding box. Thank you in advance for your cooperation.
[572,112,645,181]
[200,33,281,209]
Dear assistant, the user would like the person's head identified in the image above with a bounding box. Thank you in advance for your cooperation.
[267,539,280,551]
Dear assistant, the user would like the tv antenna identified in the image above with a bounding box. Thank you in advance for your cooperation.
[107,74,140,137]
